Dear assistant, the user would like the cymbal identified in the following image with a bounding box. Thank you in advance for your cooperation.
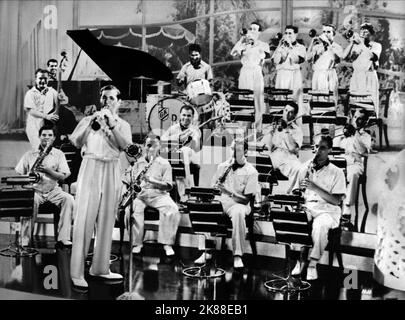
[132,75,153,80]
[150,81,171,86]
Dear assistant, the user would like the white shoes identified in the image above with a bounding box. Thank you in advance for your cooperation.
[72,277,88,288]
[194,252,212,264]
[89,270,123,280]
[291,261,301,276]
[163,245,175,256]
[132,244,143,254]
[306,266,318,281]
[233,256,244,269]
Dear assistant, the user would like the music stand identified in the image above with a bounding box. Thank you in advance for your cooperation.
[264,194,311,299]
[0,177,38,257]
[182,187,228,279]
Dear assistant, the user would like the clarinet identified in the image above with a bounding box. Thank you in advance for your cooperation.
[214,158,234,189]
[300,160,314,193]
[29,141,53,183]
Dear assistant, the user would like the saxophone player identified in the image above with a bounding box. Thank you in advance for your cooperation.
[195,138,259,269]
[124,134,180,257]
[291,135,346,280]
[15,125,74,248]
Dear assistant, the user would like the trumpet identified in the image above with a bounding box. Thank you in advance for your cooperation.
[308,29,330,47]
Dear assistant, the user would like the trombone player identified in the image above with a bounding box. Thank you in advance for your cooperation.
[306,24,343,106]
[260,102,303,193]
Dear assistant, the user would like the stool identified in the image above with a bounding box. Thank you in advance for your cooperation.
[354,156,369,233]
[33,202,61,244]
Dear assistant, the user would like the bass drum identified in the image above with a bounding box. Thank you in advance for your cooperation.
[148,97,198,135]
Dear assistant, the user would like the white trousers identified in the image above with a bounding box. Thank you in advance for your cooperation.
[126,194,180,246]
[310,213,339,260]
[21,186,74,245]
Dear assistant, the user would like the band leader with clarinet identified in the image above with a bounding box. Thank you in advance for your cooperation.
[291,135,346,280]
[69,85,132,289]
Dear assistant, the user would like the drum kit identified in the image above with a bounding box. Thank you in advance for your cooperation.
[145,78,219,133]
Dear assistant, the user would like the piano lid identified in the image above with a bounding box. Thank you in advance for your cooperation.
[67,29,173,95]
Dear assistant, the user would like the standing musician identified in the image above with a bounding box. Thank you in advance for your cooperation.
[123,135,180,256]
[306,24,343,103]
[196,138,259,269]
[46,58,78,146]
[343,22,382,113]
[231,21,270,131]
[272,25,306,115]
[24,69,60,149]
[161,105,201,202]
[334,109,371,224]
[292,135,346,280]
[15,125,74,247]
[260,102,303,193]
[177,43,213,88]
[69,85,132,289]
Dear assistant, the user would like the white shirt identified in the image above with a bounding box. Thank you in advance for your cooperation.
[352,41,382,72]
[338,130,371,165]
[312,42,343,71]
[273,42,306,71]
[296,160,346,218]
[177,60,213,85]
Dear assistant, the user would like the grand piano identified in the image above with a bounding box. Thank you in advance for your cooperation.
[62,29,174,139]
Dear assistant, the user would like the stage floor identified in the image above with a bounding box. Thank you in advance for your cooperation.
[0,235,404,300]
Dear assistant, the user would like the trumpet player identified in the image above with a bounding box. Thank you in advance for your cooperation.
[306,24,343,103]
[231,21,270,131]
[291,135,346,280]
[195,138,259,269]
[272,25,306,114]
[124,134,180,257]
[343,22,382,113]
[69,85,132,289]
[260,102,303,193]
[15,125,74,248]
[334,109,371,226]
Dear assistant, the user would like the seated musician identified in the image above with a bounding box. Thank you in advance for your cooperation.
[176,43,213,89]
[195,137,259,269]
[161,105,201,202]
[124,134,180,256]
[15,125,74,247]
[260,102,303,193]
[291,135,346,280]
[333,109,371,225]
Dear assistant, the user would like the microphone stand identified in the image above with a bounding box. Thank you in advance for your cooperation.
[117,161,141,300]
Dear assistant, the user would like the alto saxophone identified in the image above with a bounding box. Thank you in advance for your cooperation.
[29,141,53,183]
[119,157,155,209]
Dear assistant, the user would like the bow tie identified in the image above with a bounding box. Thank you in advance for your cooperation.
[232,161,245,171]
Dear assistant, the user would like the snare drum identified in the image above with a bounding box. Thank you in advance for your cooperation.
[186,79,213,107]
[148,97,198,134]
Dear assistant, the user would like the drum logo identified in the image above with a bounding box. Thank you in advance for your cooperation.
[158,106,169,121]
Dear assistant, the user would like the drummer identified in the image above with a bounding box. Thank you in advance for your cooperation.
[177,43,213,88]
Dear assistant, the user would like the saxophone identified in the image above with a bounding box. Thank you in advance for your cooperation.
[119,157,155,209]
[29,141,53,183]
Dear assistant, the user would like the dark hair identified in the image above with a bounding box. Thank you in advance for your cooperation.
[360,22,375,35]
[323,23,336,35]
[46,58,58,67]
[319,135,333,149]
[180,105,195,116]
[356,108,370,121]
[39,125,56,136]
[100,84,121,99]
[189,43,201,54]
[145,133,161,144]
[35,68,49,77]
[251,21,263,32]
[286,101,299,115]
[285,25,298,33]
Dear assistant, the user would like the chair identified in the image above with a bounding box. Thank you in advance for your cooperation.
[0,180,38,257]
[354,155,369,233]
[266,88,294,113]
[32,202,61,245]
[226,89,255,124]
[183,187,230,279]
[264,194,312,297]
